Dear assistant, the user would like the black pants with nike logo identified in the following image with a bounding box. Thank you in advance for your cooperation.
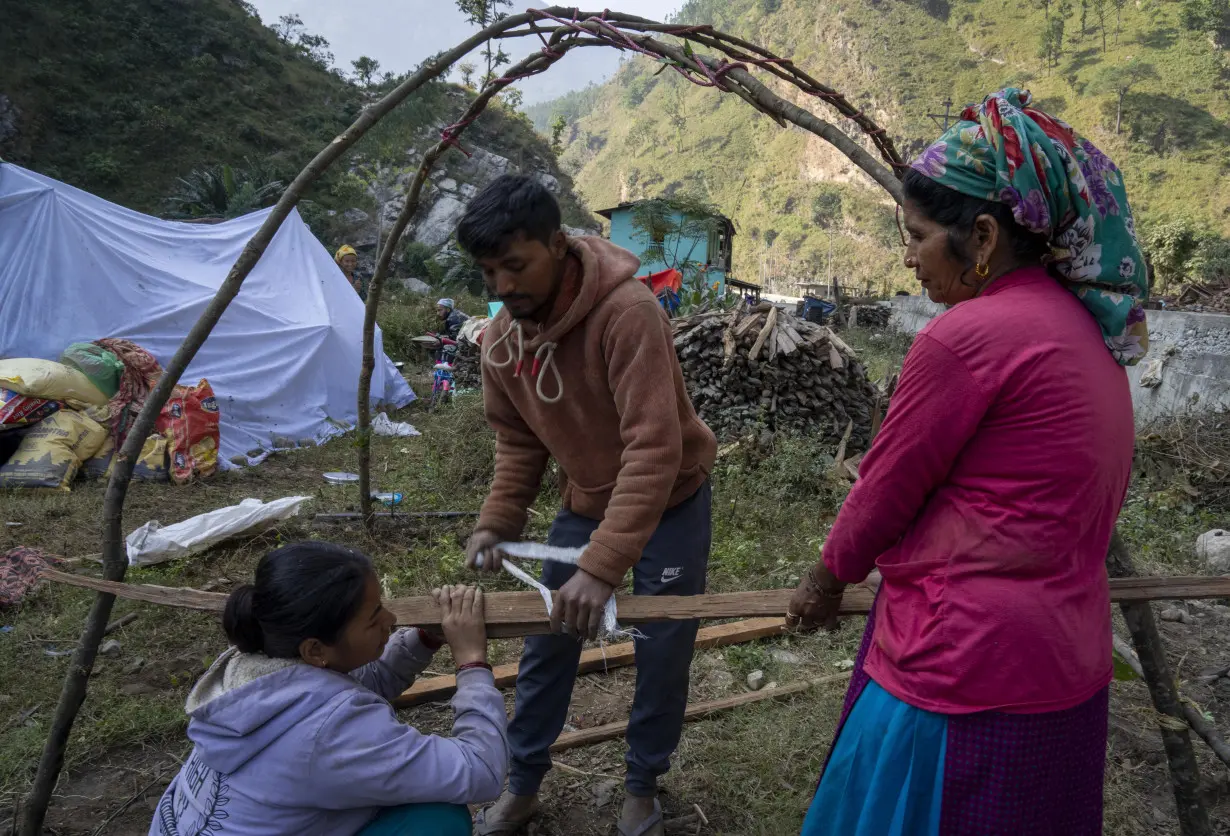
[506,480,712,798]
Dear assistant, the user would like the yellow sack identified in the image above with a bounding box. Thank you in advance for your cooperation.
[132,434,169,483]
[0,359,109,407]
[0,410,106,493]
[80,436,115,481]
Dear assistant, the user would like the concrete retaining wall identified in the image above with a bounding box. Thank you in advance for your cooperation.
[888,297,1230,422]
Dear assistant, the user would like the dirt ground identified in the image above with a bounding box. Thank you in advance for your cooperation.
[4,332,1230,834]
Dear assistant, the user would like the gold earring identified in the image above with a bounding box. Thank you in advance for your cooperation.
[975,262,991,278]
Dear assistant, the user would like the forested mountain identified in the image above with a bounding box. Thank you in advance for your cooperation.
[533,0,1230,293]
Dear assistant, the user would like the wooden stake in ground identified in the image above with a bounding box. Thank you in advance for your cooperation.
[1107,532,1212,836]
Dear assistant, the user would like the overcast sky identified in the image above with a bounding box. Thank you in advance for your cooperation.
[247,1,683,104]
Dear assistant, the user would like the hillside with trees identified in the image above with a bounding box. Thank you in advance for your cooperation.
[533,0,1230,294]
[0,0,592,281]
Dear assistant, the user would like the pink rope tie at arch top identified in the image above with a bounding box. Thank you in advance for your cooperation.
[484,320,564,404]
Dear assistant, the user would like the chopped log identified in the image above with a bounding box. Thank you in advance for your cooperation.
[394,617,787,707]
[42,569,1230,637]
[749,305,778,363]
[550,672,853,752]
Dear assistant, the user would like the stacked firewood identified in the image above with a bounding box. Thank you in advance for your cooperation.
[452,339,483,390]
[848,304,890,329]
[673,303,878,444]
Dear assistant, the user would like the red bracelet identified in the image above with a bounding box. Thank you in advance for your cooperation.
[456,661,492,673]
[416,628,444,651]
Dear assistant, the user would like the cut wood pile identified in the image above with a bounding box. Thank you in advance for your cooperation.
[848,304,890,329]
[672,303,878,444]
[1166,280,1230,314]
[452,338,482,390]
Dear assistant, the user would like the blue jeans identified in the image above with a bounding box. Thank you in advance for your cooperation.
[507,482,712,798]
[357,802,471,835]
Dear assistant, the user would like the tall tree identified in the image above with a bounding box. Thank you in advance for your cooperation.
[456,0,513,86]
[1089,59,1159,134]
[1090,0,1110,51]
[457,62,477,89]
[351,56,380,87]
[550,114,568,157]
[1038,17,1066,68]
[1111,0,1128,41]
[273,13,303,43]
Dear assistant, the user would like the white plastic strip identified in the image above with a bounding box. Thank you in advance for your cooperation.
[492,541,626,640]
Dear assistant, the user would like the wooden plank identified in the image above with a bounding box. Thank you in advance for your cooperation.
[394,617,787,708]
[550,672,852,753]
[42,570,1230,636]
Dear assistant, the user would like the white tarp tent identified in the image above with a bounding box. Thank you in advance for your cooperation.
[0,164,414,465]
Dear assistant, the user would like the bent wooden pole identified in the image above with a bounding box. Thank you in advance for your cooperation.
[1107,533,1212,836]
[551,672,853,753]
[394,617,788,707]
[16,13,550,835]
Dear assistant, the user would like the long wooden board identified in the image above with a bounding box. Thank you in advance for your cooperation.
[42,569,1230,638]
[393,617,787,708]
[550,672,853,753]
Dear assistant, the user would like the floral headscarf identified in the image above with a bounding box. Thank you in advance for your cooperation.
[912,88,1149,365]
[334,244,357,267]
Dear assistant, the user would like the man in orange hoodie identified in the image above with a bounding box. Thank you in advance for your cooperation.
[459,175,716,836]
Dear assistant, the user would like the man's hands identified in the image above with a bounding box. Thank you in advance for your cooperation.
[433,584,487,667]
[466,528,614,640]
[553,570,615,641]
[465,529,506,573]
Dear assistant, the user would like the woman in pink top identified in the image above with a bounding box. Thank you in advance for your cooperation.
[792,89,1147,836]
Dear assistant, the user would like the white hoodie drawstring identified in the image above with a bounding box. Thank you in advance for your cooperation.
[484,321,564,404]
[485,320,523,373]
[531,343,562,404]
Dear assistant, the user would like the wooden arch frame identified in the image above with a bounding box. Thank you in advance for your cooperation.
[18,8,910,832]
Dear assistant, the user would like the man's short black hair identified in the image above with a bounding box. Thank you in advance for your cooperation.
[456,174,562,258]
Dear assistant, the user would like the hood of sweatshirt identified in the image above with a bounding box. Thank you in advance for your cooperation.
[182,647,357,775]
[522,235,641,352]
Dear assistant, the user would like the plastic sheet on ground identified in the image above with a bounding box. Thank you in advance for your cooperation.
[126,496,311,567]
[371,413,420,438]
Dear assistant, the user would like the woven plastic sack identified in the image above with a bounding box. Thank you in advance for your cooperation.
[0,359,109,407]
[0,410,106,492]
[0,388,60,428]
[80,435,115,481]
[59,343,124,399]
[156,380,220,484]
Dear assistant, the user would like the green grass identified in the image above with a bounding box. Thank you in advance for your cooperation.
[2,331,1228,831]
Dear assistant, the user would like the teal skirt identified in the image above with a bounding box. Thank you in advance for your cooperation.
[801,679,946,836]
[357,803,471,835]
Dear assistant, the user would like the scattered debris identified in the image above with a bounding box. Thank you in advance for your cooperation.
[371,413,420,438]
[746,670,766,691]
[126,496,311,567]
[591,778,621,809]
[122,657,146,676]
[1160,607,1194,624]
[1197,530,1230,574]
[770,649,803,666]
[672,304,878,443]
[99,640,121,657]
[102,612,139,636]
